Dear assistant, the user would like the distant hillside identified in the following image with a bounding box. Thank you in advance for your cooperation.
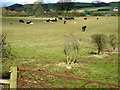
[71,6,112,12]
[6,3,24,11]
[108,2,119,8]
[5,2,111,12]
[2,2,119,17]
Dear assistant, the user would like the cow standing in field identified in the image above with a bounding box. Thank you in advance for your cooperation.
[46,18,57,22]
[70,17,74,20]
[26,21,33,24]
[19,19,24,23]
[51,18,57,22]
[64,21,67,24]
[84,18,87,20]
[58,17,63,20]
[64,17,74,20]
[46,19,50,22]
[82,26,87,32]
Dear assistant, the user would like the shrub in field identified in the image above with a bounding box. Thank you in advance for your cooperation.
[1,33,16,78]
[91,34,108,55]
[64,35,80,65]
[1,33,16,61]
[109,34,117,50]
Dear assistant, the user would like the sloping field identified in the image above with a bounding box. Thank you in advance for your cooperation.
[71,6,112,12]
[2,16,119,88]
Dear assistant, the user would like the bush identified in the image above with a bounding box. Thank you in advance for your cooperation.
[109,34,117,50]
[64,35,80,64]
[1,33,16,62]
[91,34,108,55]
[1,33,17,78]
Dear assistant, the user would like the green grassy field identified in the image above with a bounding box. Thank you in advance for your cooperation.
[71,6,112,12]
[2,16,119,88]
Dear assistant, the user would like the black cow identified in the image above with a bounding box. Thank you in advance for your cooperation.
[82,26,87,32]
[19,19,24,23]
[58,17,63,20]
[26,21,32,24]
[64,17,68,20]
[64,21,67,24]
[70,17,74,20]
[84,18,87,20]
[64,17,74,20]
[51,18,57,22]
[46,18,57,22]
[46,19,50,22]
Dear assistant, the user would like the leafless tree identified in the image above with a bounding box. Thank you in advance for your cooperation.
[64,33,80,64]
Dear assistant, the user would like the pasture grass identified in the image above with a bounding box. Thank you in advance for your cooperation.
[71,6,112,12]
[2,16,119,88]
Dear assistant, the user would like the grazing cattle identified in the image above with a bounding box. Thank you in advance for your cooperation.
[64,17,68,20]
[84,18,87,20]
[70,17,74,20]
[46,19,50,22]
[64,17,74,20]
[58,17,63,20]
[46,18,57,22]
[82,26,87,32]
[26,21,33,24]
[19,19,24,23]
[51,18,57,22]
[64,21,67,24]
[96,18,99,20]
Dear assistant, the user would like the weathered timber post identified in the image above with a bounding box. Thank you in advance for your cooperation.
[10,66,17,89]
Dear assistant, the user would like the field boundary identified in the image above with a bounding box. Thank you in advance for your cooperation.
[18,67,120,88]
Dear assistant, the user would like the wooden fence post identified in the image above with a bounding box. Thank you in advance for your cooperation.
[10,66,17,89]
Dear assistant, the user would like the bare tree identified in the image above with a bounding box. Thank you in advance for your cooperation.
[64,34,80,65]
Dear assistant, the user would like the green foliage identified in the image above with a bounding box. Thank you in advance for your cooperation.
[1,33,16,61]
[1,33,17,78]
[109,34,117,50]
[91,34,108,54]
[64,36,80,64]
[32,4,48,17]
[56,2,76,12]
[108,2,119,8]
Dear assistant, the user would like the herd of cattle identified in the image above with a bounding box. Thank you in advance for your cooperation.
[16,17,99,32]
